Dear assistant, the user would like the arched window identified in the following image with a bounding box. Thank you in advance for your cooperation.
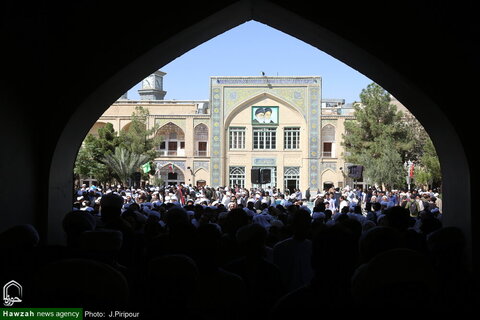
[194,124,208,156]
[284,166,300,193]
[158,164,185,186]
[229,166,245,188]
[156,123,185,156]
[321,124,336,158]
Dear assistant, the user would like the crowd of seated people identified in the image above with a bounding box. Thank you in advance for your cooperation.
[0,184,473,319]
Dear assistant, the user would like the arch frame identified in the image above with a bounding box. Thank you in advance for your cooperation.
[321,123,336,137]
[320,168,336,175]
[155,162,186,175]
[46,1,470,262]
[154,121,186,137]
[223,91,308,127]
[194,122,209,131]
[194,167,208,175]
[194,123,209,156]
[156,162,186,185]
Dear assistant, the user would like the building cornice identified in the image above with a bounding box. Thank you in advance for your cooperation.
[113,100,209,105]
[211,76,321,86]
[99,114,211,120]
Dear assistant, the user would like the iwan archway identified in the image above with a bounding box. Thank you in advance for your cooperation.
[48,1,471,261]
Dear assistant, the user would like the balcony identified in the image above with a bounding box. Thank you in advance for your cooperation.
[195,150,208,157]
[156,149,185,157]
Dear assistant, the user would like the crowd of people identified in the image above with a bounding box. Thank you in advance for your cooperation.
[74,183,442,218]
[1,182,473,318]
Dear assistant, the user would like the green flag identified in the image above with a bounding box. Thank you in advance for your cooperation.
[141,162,151,174]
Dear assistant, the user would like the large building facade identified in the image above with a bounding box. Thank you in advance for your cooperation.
[86,72,358,193]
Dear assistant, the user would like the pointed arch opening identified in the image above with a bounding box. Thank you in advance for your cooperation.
[46,1,471,263]
[157,163,185,186]
[155,122,185,156]
[194,123,209,157]
[224,91,307,127]
[321,124,336,158]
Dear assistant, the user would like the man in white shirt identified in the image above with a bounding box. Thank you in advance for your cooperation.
[325,193,337,213]
[339,196,349,213]
[221,191,231,207]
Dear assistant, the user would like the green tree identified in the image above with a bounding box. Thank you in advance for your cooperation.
[415,138,441,189]
[102,147,150,187]
[402,110,431,162]
[358,137,405,189]
[74,107,162,185]
[118,106,161,179]
[342,83,412,188]
[119,106,161,159]
[74,123,120,185]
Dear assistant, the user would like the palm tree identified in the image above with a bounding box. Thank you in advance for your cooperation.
[102,147,149,187]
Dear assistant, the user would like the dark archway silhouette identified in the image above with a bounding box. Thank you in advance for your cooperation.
[1,2,474,271]
[48,1,470,253]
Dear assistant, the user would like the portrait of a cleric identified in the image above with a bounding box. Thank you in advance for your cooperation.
[252,106,278,124]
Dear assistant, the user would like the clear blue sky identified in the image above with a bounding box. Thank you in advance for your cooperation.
[127,21,373,103]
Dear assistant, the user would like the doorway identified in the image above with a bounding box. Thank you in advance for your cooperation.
[285,180,297,194]
[323,182,334,191]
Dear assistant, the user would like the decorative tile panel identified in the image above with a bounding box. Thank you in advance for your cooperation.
[321,119,338,126]
[194,161,209,172]
[224,87,306,118]
[321,162,337,171]
[308,86,321,190]
[155,160,186,171]
[252,158,277,166]
[193,119,209,128]
[155,118,186,131]
[210,86,222,186]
